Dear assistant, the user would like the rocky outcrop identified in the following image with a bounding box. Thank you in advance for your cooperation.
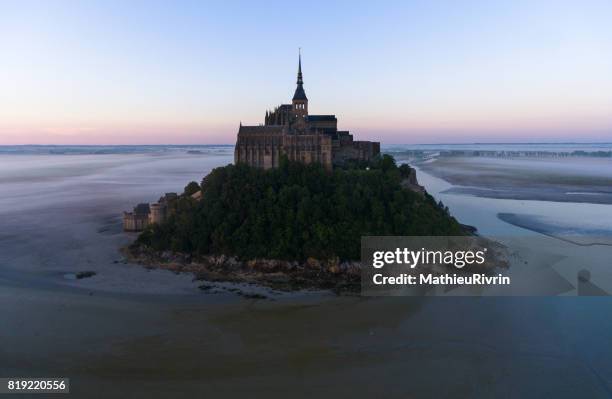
[401,167,426,195]
[123,245,362,293]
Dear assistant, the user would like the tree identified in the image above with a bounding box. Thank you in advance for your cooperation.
[137,157,465,261]
[184,181,200,196]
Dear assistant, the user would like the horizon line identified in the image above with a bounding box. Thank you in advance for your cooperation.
[2,141,612,147]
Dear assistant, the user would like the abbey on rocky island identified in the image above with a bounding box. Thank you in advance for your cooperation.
[234,53,380,170]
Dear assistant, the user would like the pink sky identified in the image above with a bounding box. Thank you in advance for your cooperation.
[2,1,611,145]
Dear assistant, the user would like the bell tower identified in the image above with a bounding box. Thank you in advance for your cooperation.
[292,49,308,118]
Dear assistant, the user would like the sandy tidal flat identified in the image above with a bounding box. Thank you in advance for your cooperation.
[419,156,612,204]
[2,148,612,398]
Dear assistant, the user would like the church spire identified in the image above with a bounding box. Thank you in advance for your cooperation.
[297,48,303,85]
[292,49,308,103]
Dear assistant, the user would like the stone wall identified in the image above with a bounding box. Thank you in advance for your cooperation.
[123,213,149,232]
[332,138,380,166]
[282,133,333,170]
[235,131,333,170]
[149,203,166,225]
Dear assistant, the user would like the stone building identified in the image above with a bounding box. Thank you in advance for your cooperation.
[122,193,177,232]
[148,202,165,225]
[234,53,380,170]
[123,203,151,232]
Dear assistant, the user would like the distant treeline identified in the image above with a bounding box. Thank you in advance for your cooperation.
[0,145,233,156]
[387,150,612,159]
[135,155,464,261]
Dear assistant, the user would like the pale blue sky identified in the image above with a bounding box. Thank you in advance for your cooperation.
[1,0,611,144]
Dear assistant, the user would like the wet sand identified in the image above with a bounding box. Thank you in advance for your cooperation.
[2,150,612,398]
[419,156,612,204]
[498,213,612,246]
[4,282,612,398]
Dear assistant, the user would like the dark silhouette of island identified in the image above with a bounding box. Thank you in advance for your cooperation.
[126,155,467,291]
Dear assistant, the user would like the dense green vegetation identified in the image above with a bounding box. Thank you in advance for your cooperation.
[183,181,201,196]
[136,155,465,261]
